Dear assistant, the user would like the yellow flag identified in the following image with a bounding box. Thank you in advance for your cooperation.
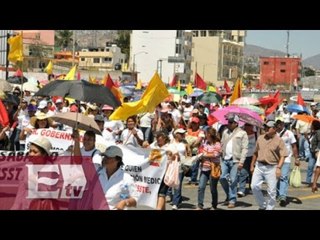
[135,79,142,90]
[208,86,216,92]
[89,76,96,84]
[186,82,194,95]
[177,80,181,92]
[64,65,77,80]
[8,34,24,63]
[110,73,169,120]
[230,78,242,104]
[44,61,53,74]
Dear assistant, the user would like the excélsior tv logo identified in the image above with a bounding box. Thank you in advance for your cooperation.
[26,164,87,199]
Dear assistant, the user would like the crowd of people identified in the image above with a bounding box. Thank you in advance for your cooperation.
[1,86,320,210]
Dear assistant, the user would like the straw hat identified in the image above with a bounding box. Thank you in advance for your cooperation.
[30,112,53,127]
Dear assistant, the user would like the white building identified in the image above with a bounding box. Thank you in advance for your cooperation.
[78,43,126,71]
[130,30,192,84]
[191,30,246,86]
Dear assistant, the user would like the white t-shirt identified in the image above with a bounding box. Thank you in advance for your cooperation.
[80,147,102,166]
[120,128,144,148]
[278,129,296,163]
[94,168,139,210]
[103,119,124,142]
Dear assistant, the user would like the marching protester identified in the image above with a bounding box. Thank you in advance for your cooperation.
[196,128,222,210]
[11,136,59,210]
[220,115,248,208]
[275,120,299,207]
[120,115,144,147]
[92,146,139,210]
[251,121,288,210]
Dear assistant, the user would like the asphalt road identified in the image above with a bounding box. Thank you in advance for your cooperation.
[136,160,320,210]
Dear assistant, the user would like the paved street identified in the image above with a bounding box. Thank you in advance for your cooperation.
[136,161,320,210]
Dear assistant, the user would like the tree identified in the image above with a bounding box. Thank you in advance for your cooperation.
[115,30,130,62]
[55,30,73,50]
[303,67,315,77]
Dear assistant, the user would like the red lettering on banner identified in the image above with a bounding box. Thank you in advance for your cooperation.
[137,185,151,194]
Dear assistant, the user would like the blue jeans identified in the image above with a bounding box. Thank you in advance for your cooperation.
[298,135,306,158]
[172,171,185,206]
[197,170,219,209]
[238,156,252,194]
[306,154,316,184]
[220,159,239,204]
[277,162,290,200]
[190,160,200,183]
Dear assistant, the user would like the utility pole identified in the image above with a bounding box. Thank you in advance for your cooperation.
[286,30,290,57]
[72,30,75,66]
[5,33,10,80]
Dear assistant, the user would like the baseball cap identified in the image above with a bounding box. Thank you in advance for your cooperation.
[227,115,240,123]
[264,120,276,128]
[37,100,48,109]
[102,104,114,111]
[190,117,200,123]
[55,98,63,104]
[29,136,52,155]
[94,115,104,122]
[174,128,187,135]
[101,145,123,158]
[311,102,317,106]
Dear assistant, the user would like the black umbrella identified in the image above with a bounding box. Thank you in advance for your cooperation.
[3,93,20,105]
[7,76,28,84]
[35,80,121,108]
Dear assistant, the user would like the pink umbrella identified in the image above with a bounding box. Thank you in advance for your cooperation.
[211,106,263,128]
[232,97,260,105]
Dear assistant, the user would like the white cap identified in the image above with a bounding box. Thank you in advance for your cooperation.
[311,102,317,106]
[29,136,52,155]
[174,128,187,135]
[37,100,48,109]
[55,99,63,104]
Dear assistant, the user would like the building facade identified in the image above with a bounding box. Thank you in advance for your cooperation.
[191,30,246,86]
[17,30,55,71]
[130,30,192,84]
[78,44,125,71]
[260,56,301,90]
[0,30,14,67]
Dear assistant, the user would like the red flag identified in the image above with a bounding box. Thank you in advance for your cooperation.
[14,68,23,77]
[104,74,122,102]
[194,73,207,90]
[0,99,9,126]
[297,92,305,106]
[169,75,178,87]
[224,80,231,93]
[77,72,81,80]
[273,90,280,100]
[104,74,115,88]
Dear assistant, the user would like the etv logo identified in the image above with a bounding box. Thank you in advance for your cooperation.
[26,164,87,199]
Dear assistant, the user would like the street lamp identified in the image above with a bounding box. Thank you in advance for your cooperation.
[157,58,167,80]
[132,51,148,82]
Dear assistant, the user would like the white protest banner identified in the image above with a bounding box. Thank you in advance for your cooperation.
[25,129,108,154]
[116,145,167,209]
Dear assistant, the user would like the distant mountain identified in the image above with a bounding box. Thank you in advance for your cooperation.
[75,30,118,48]
[244,44,286,58]
[302,54,320,69]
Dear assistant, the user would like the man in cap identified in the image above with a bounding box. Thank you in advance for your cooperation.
[275,119,299,207]
[220,115,248,208]
[250,120,288,210]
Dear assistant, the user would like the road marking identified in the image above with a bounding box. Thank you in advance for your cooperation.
[298,194,320,200]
